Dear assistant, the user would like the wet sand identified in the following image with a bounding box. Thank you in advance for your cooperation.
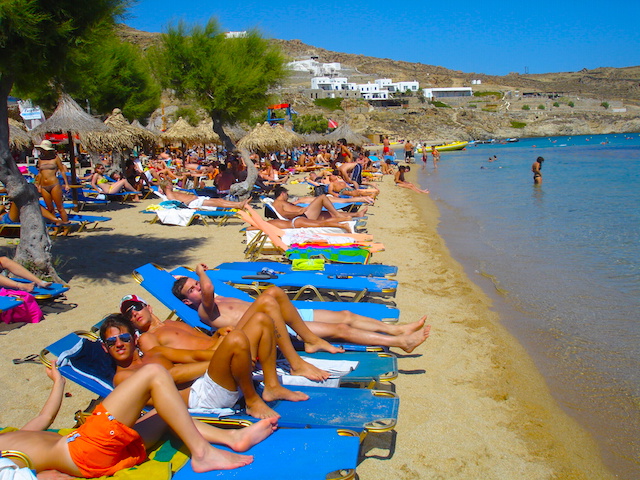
[0,172,615,479]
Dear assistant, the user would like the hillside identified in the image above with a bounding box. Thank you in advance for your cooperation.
[117,25,640,141]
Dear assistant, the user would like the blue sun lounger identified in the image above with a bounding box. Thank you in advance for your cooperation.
[172,428,360,480]
[0,295,23,312]
[215,261,398,278]
[41,331,399,433]
[132,263,399,376]
[199,267,397,302]
[9,278,69,301]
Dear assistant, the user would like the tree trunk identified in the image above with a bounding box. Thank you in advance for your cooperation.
[210,115,257,200]
[0,77,62,282]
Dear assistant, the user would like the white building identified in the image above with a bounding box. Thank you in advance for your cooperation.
[224,31,247,38]
[288,60,342,76]
[358,82,389,100]
[423,87,473,99]
[374,79,419,93]
[311,77,358,91]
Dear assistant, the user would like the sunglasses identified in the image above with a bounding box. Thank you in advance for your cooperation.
[124,302,145,318]
[103,332,132,348]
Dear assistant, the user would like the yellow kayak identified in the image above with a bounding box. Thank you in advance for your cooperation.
[418,141,469,153]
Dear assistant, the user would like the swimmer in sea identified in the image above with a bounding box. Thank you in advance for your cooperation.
[532,156,544,185]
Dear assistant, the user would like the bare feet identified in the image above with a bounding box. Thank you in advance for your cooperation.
[394,315,427,335]
[304,338,345,354]
[227,417,278,452]
[398,324,431,353]
[21,282,35,293]
[262,384,309,403]
[37,280,53,289]
[289,360,330,382]
[353,206,368,218]
[244,398,280,420]
[190,445,253,473]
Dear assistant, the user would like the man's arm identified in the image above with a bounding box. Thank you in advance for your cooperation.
[21,366,66,431]
[196,263,218,324]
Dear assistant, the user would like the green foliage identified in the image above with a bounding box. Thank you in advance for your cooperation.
[292,114,328,134]
[473,91,503,98]
[468,104,477,108]
[151,19,287,146]
[553,102,560,107]
[313,97,343,111]
[537,104,545,110]
[568,101,575,108]
[248,111,268,125]
[431,101,451,108]
[510,121,527,128]
[522,104,531,110]
[601,101,609,109]
[173,107,201,126]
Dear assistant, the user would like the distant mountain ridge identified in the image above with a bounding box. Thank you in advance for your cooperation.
[118,24,640,104]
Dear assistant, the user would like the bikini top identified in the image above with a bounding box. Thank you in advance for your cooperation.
[38,161,58,171]
[97,177,109,184]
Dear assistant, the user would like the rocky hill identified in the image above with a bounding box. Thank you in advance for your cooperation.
[117,25,640,141]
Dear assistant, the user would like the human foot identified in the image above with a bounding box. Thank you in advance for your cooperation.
[399,324,431,353]
[228,417,278,452]
[304,338,344,354]
[353,206,368,218]
[394,315,427,335]
[289,360,330,382]
[245,398,280,420]
[37,280,53,289]
[190,445,253,473]
[262,384,309,403]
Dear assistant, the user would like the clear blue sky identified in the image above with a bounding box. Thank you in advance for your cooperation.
[123,0,640,76]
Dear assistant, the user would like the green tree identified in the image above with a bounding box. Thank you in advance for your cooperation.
[601,101,609,109]
[0,0,126,278]
[151,19,287,151]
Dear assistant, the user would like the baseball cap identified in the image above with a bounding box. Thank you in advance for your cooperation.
[35,140,55,151]
[120,294,148,314]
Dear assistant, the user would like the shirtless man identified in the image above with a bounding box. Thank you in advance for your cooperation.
[272,186,366,221]
[382,136,391,157]
[102,312,307,419]
[431,146,440,169]
[336,155,379,198]
[532,156,544,184]
[327,175,377,200]
[159,182,246,209]
[404,141,415,163]
[172,264,431,356]
[0,364,277,477]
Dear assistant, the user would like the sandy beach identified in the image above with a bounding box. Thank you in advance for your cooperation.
[0,171,615,479]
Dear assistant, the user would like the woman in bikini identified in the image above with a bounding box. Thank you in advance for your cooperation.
[394,165,430,194]
[91,163,140,201]
[34,140,70,223]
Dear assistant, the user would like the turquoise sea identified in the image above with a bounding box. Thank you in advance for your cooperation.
[415,134,640,478]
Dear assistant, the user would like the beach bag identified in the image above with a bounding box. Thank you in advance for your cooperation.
[313,185,326,196]
[0,288,43,324]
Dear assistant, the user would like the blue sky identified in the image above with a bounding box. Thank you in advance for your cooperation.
[123,0,640,76]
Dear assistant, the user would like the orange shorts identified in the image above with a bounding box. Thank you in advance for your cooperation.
[66,404,147,478]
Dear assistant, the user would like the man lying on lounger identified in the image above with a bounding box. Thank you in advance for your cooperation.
[101,313,308,419]
[171,263,430,355]
[158,181,247,210]
[271,186,368,221]
[0,364,276,477]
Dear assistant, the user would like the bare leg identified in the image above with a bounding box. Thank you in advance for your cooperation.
[202,198,247,209]
[102,364,254,472]
[0,256,52,290]
[237,312,310,401]
[50,184,69,223]
[312,311,426,336]
[207,329,280,419]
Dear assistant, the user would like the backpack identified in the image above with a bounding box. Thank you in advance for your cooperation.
[0,288,43,324]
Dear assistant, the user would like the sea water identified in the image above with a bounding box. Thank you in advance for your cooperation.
[416,134,640,478]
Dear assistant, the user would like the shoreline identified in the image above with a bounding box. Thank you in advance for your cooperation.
[0,173,615,478]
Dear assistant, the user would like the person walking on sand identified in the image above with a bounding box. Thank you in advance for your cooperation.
[532,156,544,184]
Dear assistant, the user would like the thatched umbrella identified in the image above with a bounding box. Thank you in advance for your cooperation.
[303,132,326,144]
[160,117,201,146]
[195,120,221,145]
[129,119,158,146]
[30,93,109,201]
[8,118,32,150]
[84,108,157,152]
[278,124,305,148]
[237,122,294,153]
[325,123,369,146]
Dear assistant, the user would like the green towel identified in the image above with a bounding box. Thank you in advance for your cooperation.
[291,258,325,271]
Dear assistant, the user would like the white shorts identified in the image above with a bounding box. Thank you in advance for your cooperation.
[188,373,240,410]
[287,308,314,336]
[188,196,209,209]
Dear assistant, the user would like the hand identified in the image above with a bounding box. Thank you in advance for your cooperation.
[195,263,208,275]
[216,326,234,337]
[45,364,64,385]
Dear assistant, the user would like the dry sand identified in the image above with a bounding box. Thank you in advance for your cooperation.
[0,173,615,479]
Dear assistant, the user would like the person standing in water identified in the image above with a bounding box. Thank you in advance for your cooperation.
[532,156,544,184]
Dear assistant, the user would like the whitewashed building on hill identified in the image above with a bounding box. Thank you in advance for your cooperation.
[423,87,473,99]
[288,59,342,76]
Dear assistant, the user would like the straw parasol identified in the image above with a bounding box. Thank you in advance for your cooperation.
[84,108,158,151]
[325,123,369,146]
[30,93,109,199]
[195,119,222,145]
[8,118,32,150]
[237,122,301,153]
[160,117,201,146]
[278,124,305,148]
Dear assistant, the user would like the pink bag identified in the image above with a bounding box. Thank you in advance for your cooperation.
[0,288,43,324]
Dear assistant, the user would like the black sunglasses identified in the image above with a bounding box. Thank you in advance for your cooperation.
[124,302,145,318]
[103,332,132,348]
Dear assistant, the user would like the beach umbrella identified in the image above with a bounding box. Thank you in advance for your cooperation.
[30,93,109,200]
[8,118,32,150]
[160,117,201,146]
[195,119,222,145]
[325,123,369,146]
[237,122,300,153]
[278,124,305,148]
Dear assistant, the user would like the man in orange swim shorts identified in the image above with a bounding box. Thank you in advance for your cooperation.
[0,364,277,477]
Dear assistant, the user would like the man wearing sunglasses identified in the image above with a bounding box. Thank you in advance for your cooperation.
[100,312,308,420]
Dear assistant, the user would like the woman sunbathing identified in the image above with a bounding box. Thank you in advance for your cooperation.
[91,163,140,201]
[394,166,429,194]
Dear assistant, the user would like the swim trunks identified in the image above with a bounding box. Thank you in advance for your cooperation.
[339,187,356,195]
[188,196,209,209]
[189,372,241,410]
[66,403,146,478]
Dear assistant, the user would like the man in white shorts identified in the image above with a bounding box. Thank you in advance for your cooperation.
[159,182,246,209]
[101,312,308,420]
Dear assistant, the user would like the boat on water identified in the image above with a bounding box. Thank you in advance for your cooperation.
[433,141,468,152]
